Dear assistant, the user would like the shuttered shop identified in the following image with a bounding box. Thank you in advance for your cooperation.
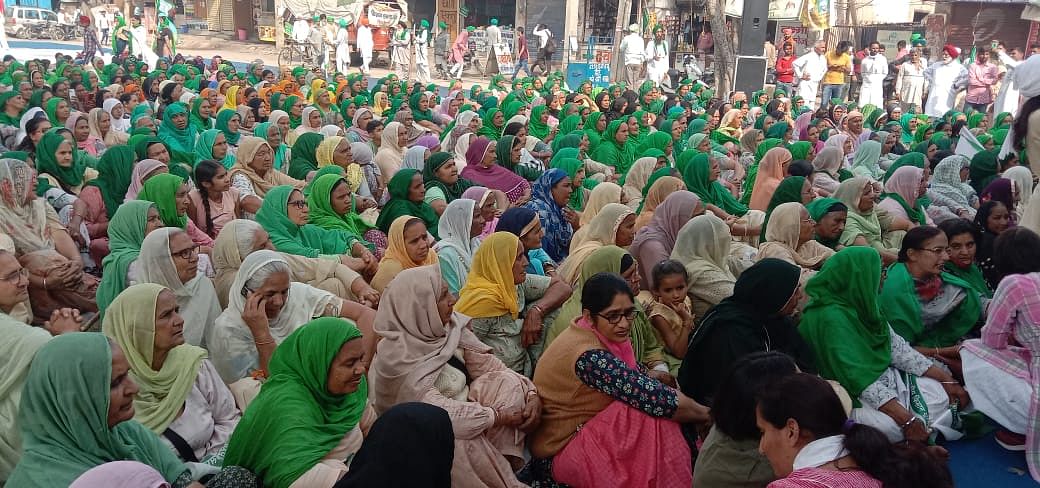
[947,2,1032,50]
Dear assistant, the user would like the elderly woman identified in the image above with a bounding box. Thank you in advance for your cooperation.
[435,198,484,295]
[630,191,704,290]
[811,146,844,197]
[523,169,577,263]
[880,226,984,362]
[461,136,532,206]
[212,219,376,309]
[758,202,835,291]
[6,333,256,487]
[229,136,304,215]
[73,145,134,264]
[35,131,97,222]
[878,166,932,241]
[671,214,739,319]
[223,317,371,488]
[0,158,98,324]
[495,207,557,277]
[374,121,407,179]
[370,215,440,292]
[305,172,385,258]
[632,174,685,230]
[369,265,538,487]
[558,203,637,285]
[928,154,978,223]
[207,250,375,385]
[800,247,969,443]
[680,258,814,406]
[531,272,710,487]
[135,228,222,348]
[834,176,909,265]
[97,201,164,315]
[103,283,240,463]
[456,232,571,376]
[423,151,475,215]
[255,185,374,275]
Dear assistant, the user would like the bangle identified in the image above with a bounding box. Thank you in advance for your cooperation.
[254,337,275,346]
[42,276,47,290]
[899,416,920,431]
[940,381,960,385]
[529,304,543,315]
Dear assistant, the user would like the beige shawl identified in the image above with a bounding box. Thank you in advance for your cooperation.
[560,203,635,284]
[758,202,834,269]
[227,136,304,198]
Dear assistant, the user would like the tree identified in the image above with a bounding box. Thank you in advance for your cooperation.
[707,0,734,95]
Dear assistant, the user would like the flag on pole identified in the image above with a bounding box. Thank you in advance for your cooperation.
[955,126,983,158]
[999,126,1017,162]
[157,0,175,16]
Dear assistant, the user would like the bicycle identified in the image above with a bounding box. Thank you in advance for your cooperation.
[278,38,321,73]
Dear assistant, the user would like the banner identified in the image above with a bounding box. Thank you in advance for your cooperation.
[367,3,401,27]
[725,0,803,19]
[800,0,832,31]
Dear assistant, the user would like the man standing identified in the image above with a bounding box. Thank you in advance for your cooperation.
[924,44,969,117]
[512,26,532,81]
[531,24,553,75]
[357,18,373,75]
[390,20,411,80]
[128,15,148,58]
[434,21,450,78]
[645,25,670,88]
[822,40,852,109]
[79,15,103,64]
[965,47,999,113]
[485,18,501,74]
[774,42,796,97]
[858,41,888,107]
[322,14,337,73]
[97,11,110,46]
[994,44,1024,116]
[414,20,431,83]
[292,14,310,44]
[308,16,325,71]
[619,24,645,86]
[335,18,351,75]
[793,40,828,110]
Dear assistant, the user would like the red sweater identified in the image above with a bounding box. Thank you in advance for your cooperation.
[775,55,796,83]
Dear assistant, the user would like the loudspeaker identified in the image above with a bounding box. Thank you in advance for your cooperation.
[738,0,769,56]
[734,56,768,96]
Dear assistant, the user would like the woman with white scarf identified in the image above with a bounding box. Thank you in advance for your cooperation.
[434,198,483,295]
[927,154,978,223]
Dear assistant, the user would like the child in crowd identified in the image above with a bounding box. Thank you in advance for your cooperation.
[644,259,695,375]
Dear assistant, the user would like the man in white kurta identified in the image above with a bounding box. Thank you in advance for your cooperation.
[994,46,1025,117]
[793,41,828,110]
[644,26,670,88]
[335,19,351,75]
[356,20,374,74]
[924,44,969,117]
[858,42,888,107]
[414,20,431,84]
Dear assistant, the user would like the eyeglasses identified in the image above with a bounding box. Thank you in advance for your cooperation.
[0,268,28,283]
[287,199,308,209]
[596,308,638,325]
[918,246,950,256]
[172,244,201,260]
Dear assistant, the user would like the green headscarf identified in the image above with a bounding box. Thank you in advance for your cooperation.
[194,128,235,169]
[787,141,812,160]
[5,333,188,488]
[551,132,583,154]
[882,152,926,183]
[35,131,87,194]
[84,145,135,219]
[43,97,65,125]
[215,108,241,146]
[898,113,918,145]
[223,318,367,488]
[409,91,436,124]
[638,131,673,158]
[969,150,999,194]
[188,96,211,132]
[502,101,525,121]
[590,120,635,176]
[288,132,323,180]
[799,247,891,402]
[552,157,586,211]
[881,262,982,347]
[282,95,302,128]
[375,169,441,238]
[682,153,748,216]
[305,174,371,250]
[422,151,472,202]
[156,102,196,158]
[477,108,502,140]
[805,197,845,249]
[944,259,991,299]
[558,114,582,136]
[993,112,1012,130]
[760,176,807,240]
[136,173,188,228]
[764,121,790,140]
[97,201,156,316]
[255,185,353,257]
[528,105,551,140]
[583,112,605,151]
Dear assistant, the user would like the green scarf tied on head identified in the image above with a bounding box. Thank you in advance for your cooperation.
[136,173,188,229]
[288,132,323,181]
[97,201,156,316]
[409,91,436,124]
[558,114,583,136]
[528,106,551,140]
[682,152,748,217]
[375,169,441,239]
[551,133,583,154]
[282,95,303,128]
[583,112,605,151]
[215,109,241,145]
[477,108,502,141]
[422,151,473,202]
[189,96,212,132]
[43,97,65,126]
[590,120,636,176]
[0,92,23,126]
[35,131,87,195]
[969,150,999,194]
[502,101,525,121]
[552,157,586,211]
[760,176,807,240]
[805,197,845,249]
[787,141,812,160]
[223,317,368,488]
[305,174,371,250]
[194,129,236,169]
[255,185,353,257]
[156,102,196,157]
[84,145,135,219]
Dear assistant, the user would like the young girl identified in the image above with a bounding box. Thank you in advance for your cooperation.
[188,159,241,238]
[645,259,695,375]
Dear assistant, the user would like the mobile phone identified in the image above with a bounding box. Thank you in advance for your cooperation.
[241,286,253,298]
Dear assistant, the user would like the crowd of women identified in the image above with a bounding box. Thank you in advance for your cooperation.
[5,48,1040,487]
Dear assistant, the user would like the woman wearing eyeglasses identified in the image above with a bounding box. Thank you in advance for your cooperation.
[531,270,710,487]
[134,228,221,348]
[880,226,984,372]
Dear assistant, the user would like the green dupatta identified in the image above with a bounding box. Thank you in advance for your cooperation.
[880,262,982,347]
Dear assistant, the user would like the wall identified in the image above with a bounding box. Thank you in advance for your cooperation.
[946,2,1032,51]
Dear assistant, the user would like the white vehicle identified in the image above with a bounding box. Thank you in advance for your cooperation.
[5,6,59,38]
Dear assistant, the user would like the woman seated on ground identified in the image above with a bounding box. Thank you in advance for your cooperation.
[976,200,1013,290]
[810,147,844,197]
[212,220,377,309]
[880,226,984,371]
[136,228,222,348]
[962,273,1040,476]
[97,201,164,315]
[137,173,215,251]
[435,199,484,295]
[495,207,557,277]
[671,214,739,319]
[423,151,474,216]
[928,155,978,223]
[370,215,439,292]
[693,352,800,488]
[630,191,704,291]
[461,136,532,206]
[937,218,992,300]
[800,247,969,443]
[255,185,375,276]
[577,181,625,230]
[631,174,685,230]
[229,136,304,215]
[187,160,240,239]
[457,232,571,375]
[369,265,538,488]
[373,121,407,179]
[757,373,954,488]
[558,203,636,285]
[834,177,910,265]
[104,283,240,463]
[306,172,386,260]
[0,158,98,324]
[877,166,932,244]
[6,333,257,488]
[758,203,835,301]
[35,131,97,224]
[680,258,815,406]
[207,250,375,385]
[530,272,710,487]
[805,198,848,250]
[375,168,441,239]
[73,145,134,265]
[223,317,371,488]
[523,169,578,264]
